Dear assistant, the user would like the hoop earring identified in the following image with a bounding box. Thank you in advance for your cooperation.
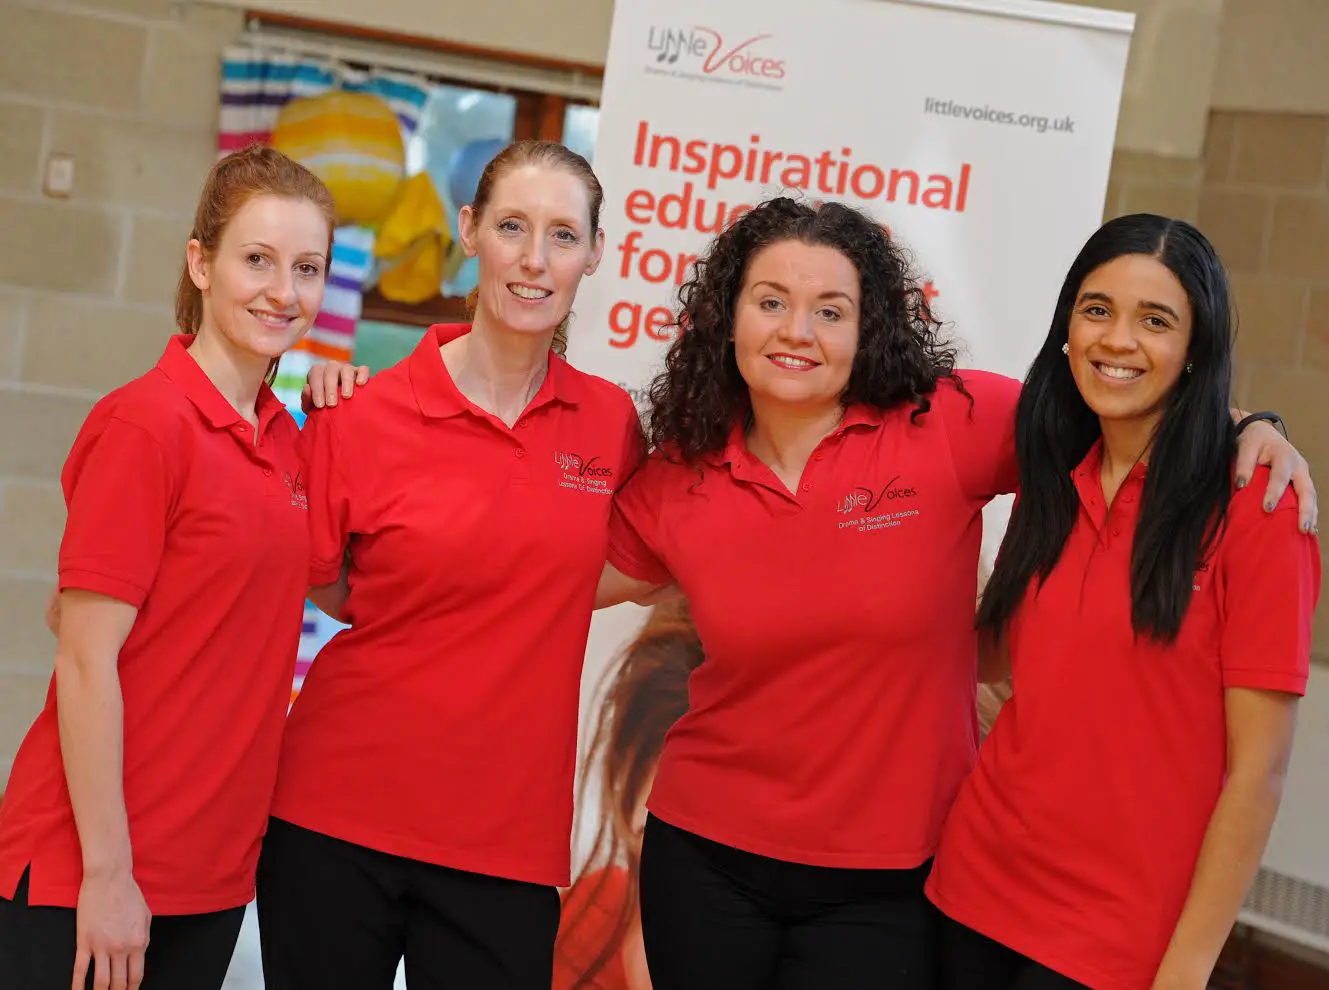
[1061,342,1069,356]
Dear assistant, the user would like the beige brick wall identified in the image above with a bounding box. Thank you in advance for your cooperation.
[1105,109,1329,662]
[0,0,243,783]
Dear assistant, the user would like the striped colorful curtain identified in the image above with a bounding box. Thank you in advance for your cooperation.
[216,43,431,700]
[216,42,430,408]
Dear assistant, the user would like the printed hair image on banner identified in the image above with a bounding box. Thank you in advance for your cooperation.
[555,598,703,989]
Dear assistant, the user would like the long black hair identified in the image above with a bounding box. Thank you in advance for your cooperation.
[645,197,961,460]
[978,214,1236,643]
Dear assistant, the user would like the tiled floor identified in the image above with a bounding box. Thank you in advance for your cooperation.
[222,904,407,989]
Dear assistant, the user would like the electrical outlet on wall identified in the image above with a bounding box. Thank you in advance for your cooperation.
[43,153,75,198]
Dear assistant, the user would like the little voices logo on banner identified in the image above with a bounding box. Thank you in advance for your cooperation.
[644,26,788,86]
[565,0,1133,867]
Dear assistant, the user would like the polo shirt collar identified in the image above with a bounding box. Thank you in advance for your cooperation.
[1072,437,1148,502]
[156,334,286,432]
[409,323,579,420]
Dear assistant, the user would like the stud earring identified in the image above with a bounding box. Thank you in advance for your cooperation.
[1061,342,1069,356]
[1185,362,1193,374]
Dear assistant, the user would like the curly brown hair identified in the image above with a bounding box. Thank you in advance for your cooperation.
[645,196,964,459]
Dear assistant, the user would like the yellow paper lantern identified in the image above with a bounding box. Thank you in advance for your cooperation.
[271,91,405,226]
[376,172,453,304]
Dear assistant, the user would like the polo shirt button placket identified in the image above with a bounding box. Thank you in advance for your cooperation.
[510,440,532,485]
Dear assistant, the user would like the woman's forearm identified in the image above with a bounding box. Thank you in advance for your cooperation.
[308,581,349,621]
[308,555,352,621]
[55,647,133,879]
[1152,773,1284,988]
[976,626,1011,683]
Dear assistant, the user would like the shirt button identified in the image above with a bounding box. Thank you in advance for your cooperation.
[1112,526,1121,536]
[263,468,273,477]
[814,453,824,461]
[515,448,525,458]
[519,421,529,429]
[801,482,811,492]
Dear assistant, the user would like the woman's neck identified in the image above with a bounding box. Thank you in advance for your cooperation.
[188,324,268,427]
[441,313,553,427]
[745,396,846,493]
[1099,413,1159,504]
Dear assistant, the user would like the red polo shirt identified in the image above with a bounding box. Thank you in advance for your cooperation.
[608,371,1021,867]
[271,324,642,887]
[0,335,308,914]
[926,446,1320,990]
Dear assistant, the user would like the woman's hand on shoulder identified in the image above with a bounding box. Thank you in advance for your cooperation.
[301,362,371,414]
[1234,420,1317,534]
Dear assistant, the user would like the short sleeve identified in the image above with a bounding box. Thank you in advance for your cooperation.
[614,392,647,479]
[608,456,673,586]
[1219,488,1320,696]
[297,408,356,587]
[937,371,1021,501]
[59,417,175,608]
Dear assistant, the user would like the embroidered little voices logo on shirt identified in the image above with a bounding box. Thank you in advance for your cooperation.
[554,451,615,495]
[836,476,919,533]
[283,471,309,511]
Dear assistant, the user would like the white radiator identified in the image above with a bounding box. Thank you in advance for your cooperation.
[1237,663,1329,955]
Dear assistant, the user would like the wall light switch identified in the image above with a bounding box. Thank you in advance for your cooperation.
[44,153,75,198]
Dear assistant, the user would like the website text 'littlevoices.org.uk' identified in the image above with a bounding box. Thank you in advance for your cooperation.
[924,97,1076,135]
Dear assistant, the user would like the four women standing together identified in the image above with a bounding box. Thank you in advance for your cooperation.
[0,138,1319,990]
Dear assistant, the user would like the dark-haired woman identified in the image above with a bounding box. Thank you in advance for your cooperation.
[593,199,1315,990]
[925,214,1320,990]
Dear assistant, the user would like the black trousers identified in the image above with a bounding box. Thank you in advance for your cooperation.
[639,814,937,990]
[0,867,244,990]
[937,911,1088,990]
[256,817,561,990]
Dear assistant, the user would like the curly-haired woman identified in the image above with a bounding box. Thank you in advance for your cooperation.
[594,197,1315,989]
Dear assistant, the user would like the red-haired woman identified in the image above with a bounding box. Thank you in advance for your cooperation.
[0,145,336,990]
[254,140,645,990]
